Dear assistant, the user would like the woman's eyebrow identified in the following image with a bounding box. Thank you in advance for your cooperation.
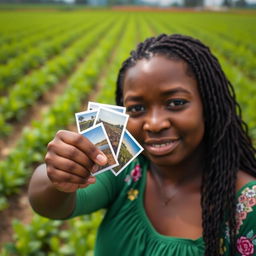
[124,95,143,104]
[161,87,192,96]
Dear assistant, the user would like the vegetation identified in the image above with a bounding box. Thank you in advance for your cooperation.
[113,143,133,173]
[0,8,255,255]
[98,120,124,154]
[79,119,95,131]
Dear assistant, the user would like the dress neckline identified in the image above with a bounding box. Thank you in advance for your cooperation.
[136,160,203,245]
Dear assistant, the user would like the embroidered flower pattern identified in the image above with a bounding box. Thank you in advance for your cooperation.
[220,238,227,255]
[125,164,142,185]
[130,165,142,181]
[125,164,142,200]
[236,185,256,232]
[237,230,256,256]
[128,188,139,201]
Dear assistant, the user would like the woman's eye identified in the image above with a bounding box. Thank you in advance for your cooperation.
[167,99,188,108]
[127,105,145,113]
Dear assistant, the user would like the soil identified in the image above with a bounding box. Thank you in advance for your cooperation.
[0,35,119,249]
[0,187,33,248]
[0,78,68,159]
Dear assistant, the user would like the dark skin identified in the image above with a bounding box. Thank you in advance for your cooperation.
[123,56,204,239]
[123,55,255,239]
[28,55,255,237]
[28,131,108,219]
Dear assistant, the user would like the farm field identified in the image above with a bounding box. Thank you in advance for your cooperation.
[0,7,255,255]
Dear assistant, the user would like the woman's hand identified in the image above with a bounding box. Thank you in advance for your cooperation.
[45,130,107,193]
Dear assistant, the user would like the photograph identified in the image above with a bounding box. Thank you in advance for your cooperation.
[80,123,118,175]
[94,107,129,156]
[112,130,144,176]
[75,110,97,133]
[87,101,126,114]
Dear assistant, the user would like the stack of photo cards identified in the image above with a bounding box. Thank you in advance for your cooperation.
[75,102,143,176]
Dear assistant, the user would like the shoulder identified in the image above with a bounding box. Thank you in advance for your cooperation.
[236,170,256,193]
[235,171,256,234]
[233,172,256,256]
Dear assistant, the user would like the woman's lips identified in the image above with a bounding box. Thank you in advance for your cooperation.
[144,139,180,156]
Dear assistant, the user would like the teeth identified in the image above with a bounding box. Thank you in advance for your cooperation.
[152,142,172,147]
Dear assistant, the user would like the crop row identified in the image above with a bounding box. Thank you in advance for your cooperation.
[0,14,125,211]
[184,24,256,80]
[187,18,256,55]
[0,15,110,93]
[0,211,103,256]
[151,14,256,81]
[0,12,87,46]
[96,14,154,104]
[0,16,113,137]
[0,12,255,254]
[145,15,256,139]
[0,20,84,64]
[0,15,145,256]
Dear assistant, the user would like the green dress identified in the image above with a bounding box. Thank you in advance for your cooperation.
[69,156,256,255]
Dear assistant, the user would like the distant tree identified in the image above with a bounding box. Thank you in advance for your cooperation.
[78,116,84,121]
[183,0,204,7]
[75,0,87,4]
[222,0,232,7]
[235,0,247,7]
[106,0,121,6]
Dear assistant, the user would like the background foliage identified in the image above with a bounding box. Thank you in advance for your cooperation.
[0,6,255,255]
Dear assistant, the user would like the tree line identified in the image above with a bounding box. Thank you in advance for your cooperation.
[0,0,250,10]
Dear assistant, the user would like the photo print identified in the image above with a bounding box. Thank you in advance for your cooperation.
[94,107,129,156]
[88,101,126,114]
[80,123,118,175]
[75,110,97,133]
[111,130,144,176]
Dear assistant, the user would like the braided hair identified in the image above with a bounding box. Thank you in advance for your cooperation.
[115,34,256,255]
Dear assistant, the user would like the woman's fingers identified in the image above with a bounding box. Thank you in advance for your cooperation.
[47,165,90,185]
[45,130,104,192]
[55,130,108,166]
[47,139,95,172]
[45,152,92,179]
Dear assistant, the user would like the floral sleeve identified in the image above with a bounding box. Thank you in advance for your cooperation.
[221,182,256,255]
[235,183,256,255]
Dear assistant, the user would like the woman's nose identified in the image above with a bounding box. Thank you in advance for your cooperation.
[143,109,171,133]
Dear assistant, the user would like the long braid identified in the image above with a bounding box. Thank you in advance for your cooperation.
[115,33,256,255]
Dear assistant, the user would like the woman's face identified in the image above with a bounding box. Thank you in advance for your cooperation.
[122,55,205,167]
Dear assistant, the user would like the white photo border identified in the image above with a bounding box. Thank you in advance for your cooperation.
[87,101,126,114]
[75,109,98,133]
[94,107,129,157]
[80,123,119,176]
[111,129,144,176]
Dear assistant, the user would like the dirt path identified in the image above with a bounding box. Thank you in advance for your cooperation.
[0,187,32,247]
[0,79,68,159]
[0,35,120,249]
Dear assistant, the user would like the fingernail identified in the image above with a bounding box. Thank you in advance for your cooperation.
[96,154,107,165]
[88,177,96,183]
[91,164,99,174]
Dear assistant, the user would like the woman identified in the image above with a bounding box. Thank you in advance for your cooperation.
[28,34,256,255]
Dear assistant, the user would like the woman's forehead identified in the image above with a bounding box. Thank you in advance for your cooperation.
[124,56,193,83]
[123,56,198,92]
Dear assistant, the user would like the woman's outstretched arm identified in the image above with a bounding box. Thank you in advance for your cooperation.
[28,130,107,219]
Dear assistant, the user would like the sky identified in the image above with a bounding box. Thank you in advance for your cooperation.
[77,111,97,121]
[64,0,256,5]
[97,108,127,126]
[143,0,256,6]
[123,131,141,156]
[82,125,107,144]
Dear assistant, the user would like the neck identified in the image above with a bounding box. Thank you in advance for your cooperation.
[149,148,204,185]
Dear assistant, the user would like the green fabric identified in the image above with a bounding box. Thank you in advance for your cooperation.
[69,156,256,255]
